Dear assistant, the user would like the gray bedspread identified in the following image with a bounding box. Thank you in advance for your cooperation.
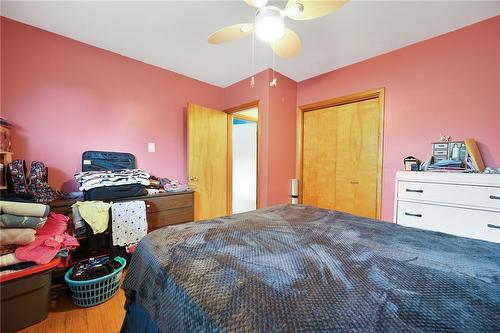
[122,204,500,332]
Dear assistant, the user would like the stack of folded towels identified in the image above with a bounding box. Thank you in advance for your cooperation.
[0,201,79,271]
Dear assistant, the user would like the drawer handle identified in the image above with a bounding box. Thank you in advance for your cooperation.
[487,224,500,229]
[406,189,423,193]
[489,195,500,200]
[405,212,422,218]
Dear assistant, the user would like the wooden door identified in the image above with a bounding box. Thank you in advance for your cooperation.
[300,95,381,218]
[187,103,228,221]
[335,98,380,218]
[302,107,337,209]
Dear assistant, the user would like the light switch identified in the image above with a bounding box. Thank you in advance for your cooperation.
[148,142,156,153]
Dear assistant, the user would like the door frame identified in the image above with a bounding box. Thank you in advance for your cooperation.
[224,100,262,215]
[296,88,385,219]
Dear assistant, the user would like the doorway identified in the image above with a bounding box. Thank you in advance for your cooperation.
[228,107,260,214]
[231,109,258,213]
[187,101,261,221]
[297,89,384,219]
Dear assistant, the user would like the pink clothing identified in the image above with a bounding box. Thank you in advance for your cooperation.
[15,212,79,265]
[36,212,69,236]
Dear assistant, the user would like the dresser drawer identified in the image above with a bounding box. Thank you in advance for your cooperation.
[396,200,500,243]
[145,193,193,213]
[147,207,194,231]
[397,181,500,210]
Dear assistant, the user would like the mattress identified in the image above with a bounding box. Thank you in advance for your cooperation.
[121,204,500,332]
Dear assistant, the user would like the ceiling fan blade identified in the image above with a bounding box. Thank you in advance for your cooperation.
[271,28,301,59]
[285,0,348,20]
[243,0,269,8]
[208,23,254,44]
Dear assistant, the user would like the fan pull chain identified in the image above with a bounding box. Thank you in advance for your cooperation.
[250,27,255,88]
[270,42,277,87]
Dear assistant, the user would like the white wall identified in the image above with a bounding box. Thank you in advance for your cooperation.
[232,121,257,214]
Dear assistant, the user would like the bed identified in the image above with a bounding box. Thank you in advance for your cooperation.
[121,204,500,332]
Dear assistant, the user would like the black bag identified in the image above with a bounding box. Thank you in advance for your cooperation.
[81,151,146,201]
[84,184,146,201]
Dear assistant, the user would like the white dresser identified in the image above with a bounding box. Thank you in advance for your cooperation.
[394,171,500,243]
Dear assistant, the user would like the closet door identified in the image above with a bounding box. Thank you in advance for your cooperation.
[335,98,380,218]
[187,103,228,221]
[302,107,337,209]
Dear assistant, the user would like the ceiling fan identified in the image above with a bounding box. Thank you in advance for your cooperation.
[208,0,348,59]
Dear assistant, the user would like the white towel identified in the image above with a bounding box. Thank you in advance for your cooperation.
[111,201,147,246]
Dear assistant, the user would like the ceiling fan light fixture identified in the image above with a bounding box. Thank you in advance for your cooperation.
[285,3,304,18]
[252,0,269,8]
[239,24,253,33]
[255,7,285,42]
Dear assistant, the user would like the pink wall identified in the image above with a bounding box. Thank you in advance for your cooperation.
[2,15,498,220]
[1,18,296,207]
[297,16,500,221]
[267,72,297,205]
[1,17,224,191]
[223,69,297,207]
[224,69,272,206]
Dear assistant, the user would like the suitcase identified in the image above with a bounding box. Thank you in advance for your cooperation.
[81,151,146,201]
[82,151,136,172]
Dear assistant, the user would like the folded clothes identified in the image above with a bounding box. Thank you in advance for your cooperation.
[0,214,47,229]
[0,228,36,245]
[74,169,150,191]
[0,253,23,267]
[0,200,50,218]
[15,212,79,265]
[0,244,17,256]
[0,261,36,273]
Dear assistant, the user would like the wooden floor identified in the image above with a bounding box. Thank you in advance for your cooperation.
[19,281,126,333]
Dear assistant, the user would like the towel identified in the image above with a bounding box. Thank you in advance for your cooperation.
[0,228,36,245]
[0,201,50,218]
[75,201,111,234]
[0,214,47,229]
[111,201,147,246]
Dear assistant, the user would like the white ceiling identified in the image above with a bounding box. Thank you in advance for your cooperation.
[2,1,499,87]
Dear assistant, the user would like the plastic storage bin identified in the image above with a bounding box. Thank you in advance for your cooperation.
[0,258,60,333]
[64,256,126,307]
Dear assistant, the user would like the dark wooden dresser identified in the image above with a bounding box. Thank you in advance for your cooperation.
[142,191,194,231]
[50,190,194,232]
[49,191,194,260]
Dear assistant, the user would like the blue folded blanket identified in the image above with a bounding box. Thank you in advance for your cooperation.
[0,214,47,229]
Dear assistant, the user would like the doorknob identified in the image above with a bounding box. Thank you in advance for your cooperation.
[189,176,199,181]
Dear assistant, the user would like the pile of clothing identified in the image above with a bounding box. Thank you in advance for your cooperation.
[71,255,122,281]
[163,178,190,192]
[71,200,147,253]
[74,169,150,191]
[0,201,79,274]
